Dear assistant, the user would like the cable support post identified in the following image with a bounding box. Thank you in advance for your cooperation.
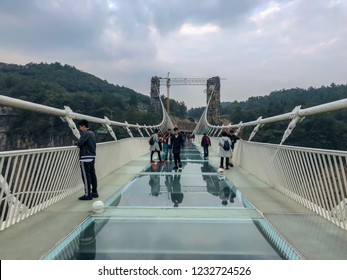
[143,125,151,136]
[136,123,144,137]
[0,175,28,223]
[124,121,133,138]
[103,116,117,141]
[249,117,263,141]
[61,106,80,139]
[215,127,219,135]
[280,105,305,145]
[235,121,243,136]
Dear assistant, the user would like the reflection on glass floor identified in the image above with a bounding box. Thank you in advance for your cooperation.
[41,140,303,260]
[107,174,245,208]
[43,216,302,260]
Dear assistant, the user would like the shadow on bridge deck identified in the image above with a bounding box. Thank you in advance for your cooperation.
[0,141,347,259]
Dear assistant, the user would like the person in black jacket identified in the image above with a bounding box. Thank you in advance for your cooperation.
[172,127,184,170]
[76,119,98,200]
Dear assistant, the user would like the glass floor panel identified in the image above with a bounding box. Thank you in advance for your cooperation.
[42,217,301,260]
[143,161,216,173]
[106,174,248,208]
[41,141,302,260]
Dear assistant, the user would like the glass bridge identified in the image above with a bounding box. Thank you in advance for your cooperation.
[1,95,347,261]
[41,142,302,260]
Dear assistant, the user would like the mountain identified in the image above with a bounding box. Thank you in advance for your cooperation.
[188,83,347,150]
[1,62,346,151]
[0,62,185,150]
[227,85,347,150]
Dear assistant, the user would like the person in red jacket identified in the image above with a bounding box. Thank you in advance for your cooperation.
[200,132,211,158]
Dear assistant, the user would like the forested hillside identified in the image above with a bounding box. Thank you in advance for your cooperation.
[1,62,346,151]
[188,84,347,150]
[0,62,187,150]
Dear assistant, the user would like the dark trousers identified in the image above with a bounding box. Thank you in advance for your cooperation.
[174,152,182,167]
[220,157,230,168]
[165,145,173,160]
[151,151,162,161]
[203,146,209,157]
[80,160,97,196]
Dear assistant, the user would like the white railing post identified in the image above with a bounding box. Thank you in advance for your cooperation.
[103,116,117,141]
[61,106,80,139]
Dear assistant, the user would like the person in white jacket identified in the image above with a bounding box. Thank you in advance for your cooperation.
[149,129,164,163]
[218,131,232,170]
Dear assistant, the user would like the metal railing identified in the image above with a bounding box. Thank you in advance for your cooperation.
[233,141,347,230]
[0,94,173,230]
[194,90,347,230]
[0,94,173,140]
[194,95,347,145]
[0,137,150,231]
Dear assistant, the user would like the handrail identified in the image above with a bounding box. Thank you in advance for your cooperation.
[0,93,175,230]
[0,94,173,139]
[194,96,347,144]
[0,137,151,231]
[232,140,347,230]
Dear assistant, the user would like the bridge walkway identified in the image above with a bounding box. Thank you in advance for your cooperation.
[0,141,347,259]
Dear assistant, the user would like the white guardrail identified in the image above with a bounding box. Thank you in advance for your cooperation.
[232,140,347,230]
[1,93,347,232]
[193,93,347,230]
[0,94,173,231]
[0,138,150,231]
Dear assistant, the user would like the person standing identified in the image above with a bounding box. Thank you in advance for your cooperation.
[149,129,164,163]
[163,128,173,161]
[227,129,240,167]
[218,131,232,170]
[200,132,211,158]
[76,119,98,200]
[172,127,184,170]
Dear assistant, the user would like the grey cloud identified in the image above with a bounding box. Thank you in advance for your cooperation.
[143,0,263,34]
[0,0,346,108]
[0,1,109,53]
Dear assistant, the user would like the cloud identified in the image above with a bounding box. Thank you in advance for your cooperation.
[0,0,346,109]
[179,23,221,36]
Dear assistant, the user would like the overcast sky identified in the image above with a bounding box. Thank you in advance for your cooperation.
[0,0,346,109]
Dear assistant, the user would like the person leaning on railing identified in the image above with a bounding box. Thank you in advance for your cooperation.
[227,128,240,167]
[76,119,98,200]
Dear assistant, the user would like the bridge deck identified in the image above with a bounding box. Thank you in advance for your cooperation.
[0,142,347,259]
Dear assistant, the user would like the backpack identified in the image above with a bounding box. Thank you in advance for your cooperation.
[149,136,155,145]
[223,140,230,151]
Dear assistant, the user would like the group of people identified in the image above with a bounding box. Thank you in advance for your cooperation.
[200,128,240,170]
[149,127,184,170]
[149,126,240,172]
[75,118,240,201]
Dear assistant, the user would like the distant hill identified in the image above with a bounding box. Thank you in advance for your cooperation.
[188,83,347,150]
[227,85,347,150]
[0,62,187,150]
[1,62,346,151]
[0,61,150,110]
